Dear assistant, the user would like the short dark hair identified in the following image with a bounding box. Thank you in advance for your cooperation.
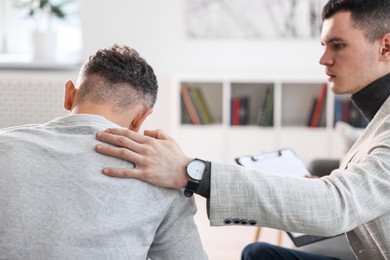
[322,0,390,42]
[77,44,158,111]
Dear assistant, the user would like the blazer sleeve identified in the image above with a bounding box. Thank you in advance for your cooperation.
[147,191,208,260]
[208,138,390,238]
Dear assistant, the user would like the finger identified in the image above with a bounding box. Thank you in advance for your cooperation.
[96,131,148,155]
[102,167,142,178]
[102,167,176,189]
[96,131,143,151]
[95,143,142,163]
[144,129,169,140]
[143,129,158,138]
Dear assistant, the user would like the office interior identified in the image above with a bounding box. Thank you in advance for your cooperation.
[1,1,356,259]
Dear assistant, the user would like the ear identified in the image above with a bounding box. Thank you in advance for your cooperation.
[379,33,390,60]
[129,108,153,132]
[64,80,77,111]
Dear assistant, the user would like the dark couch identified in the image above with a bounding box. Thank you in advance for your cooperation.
[308,159,340,177]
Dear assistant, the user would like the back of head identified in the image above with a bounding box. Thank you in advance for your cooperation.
[76,44,158,112]
[322,0,390,42]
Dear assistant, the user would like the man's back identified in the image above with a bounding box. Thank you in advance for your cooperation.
[0,114,207,260]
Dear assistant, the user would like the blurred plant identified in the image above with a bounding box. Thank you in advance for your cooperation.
[13,0,72,19]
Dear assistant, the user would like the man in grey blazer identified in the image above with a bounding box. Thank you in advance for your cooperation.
[0,44,207,260]
[95,0,390,259]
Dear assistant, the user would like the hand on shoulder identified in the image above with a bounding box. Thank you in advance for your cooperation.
[95,128,192,189]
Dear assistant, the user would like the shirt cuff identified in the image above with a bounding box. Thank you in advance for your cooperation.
[195,160,211,199]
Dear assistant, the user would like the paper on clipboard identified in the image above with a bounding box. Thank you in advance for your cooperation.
[235,148,311,177]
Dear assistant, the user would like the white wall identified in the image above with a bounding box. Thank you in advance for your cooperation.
[80,0,326,134]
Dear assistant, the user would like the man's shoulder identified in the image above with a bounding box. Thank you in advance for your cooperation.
[0,123,43,134]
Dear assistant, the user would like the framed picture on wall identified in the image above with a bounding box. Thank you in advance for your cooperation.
[186,0,328,39]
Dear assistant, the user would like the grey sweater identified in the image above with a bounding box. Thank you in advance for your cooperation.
[0,114,207,260]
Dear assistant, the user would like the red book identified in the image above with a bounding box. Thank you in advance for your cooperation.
[309,84,327,127]
[231,96,240,125]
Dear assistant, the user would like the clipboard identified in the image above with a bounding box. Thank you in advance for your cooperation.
[235,148,335,247]
[235,148,311,178]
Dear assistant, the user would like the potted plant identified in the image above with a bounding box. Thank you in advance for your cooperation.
[13,0,72,61]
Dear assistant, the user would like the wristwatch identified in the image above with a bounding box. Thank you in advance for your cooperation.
[184,158,207,197]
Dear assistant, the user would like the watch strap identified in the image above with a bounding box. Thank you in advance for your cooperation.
[184,180,199,197]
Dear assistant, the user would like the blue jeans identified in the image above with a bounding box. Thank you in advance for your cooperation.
[241,242,340,260]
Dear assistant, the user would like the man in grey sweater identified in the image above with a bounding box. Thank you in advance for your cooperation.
[0,44,207,260]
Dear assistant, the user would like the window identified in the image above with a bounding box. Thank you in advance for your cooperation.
[0,0,82,64]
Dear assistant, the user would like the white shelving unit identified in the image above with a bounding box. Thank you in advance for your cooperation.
[172,74,351,165]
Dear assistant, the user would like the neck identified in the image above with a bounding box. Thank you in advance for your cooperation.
[70,102,134,129]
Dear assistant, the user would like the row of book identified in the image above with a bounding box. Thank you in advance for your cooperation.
[307,84,327,128]
[182,83,367,128]
[306,84,368,128]
[230,86,274,126]
[181,84,274,126]
[230,96,249,125]
[181,85,214,125]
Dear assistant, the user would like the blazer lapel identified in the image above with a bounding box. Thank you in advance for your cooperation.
[339,95,390,169]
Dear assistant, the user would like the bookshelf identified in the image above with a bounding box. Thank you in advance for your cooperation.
[172,75,366,165]
[180,82,223,125]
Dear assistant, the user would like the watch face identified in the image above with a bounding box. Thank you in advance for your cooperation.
[187,159,206,180]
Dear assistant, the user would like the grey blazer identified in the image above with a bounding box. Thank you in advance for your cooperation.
[209,96,390,259]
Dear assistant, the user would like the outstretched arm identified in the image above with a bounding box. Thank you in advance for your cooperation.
[95,128,192,189]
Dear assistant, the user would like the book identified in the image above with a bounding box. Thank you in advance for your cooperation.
[231,96,240,125]
[239,96,250,125]
[265,86,274,126]
[231,96,250,125]
[258,86,274,127]
[256,87,267,126]
[180,96,192,124]
[181,85,201,125]
[309,84,327,127]
[307,97,318,126]
[190,87,213,124]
